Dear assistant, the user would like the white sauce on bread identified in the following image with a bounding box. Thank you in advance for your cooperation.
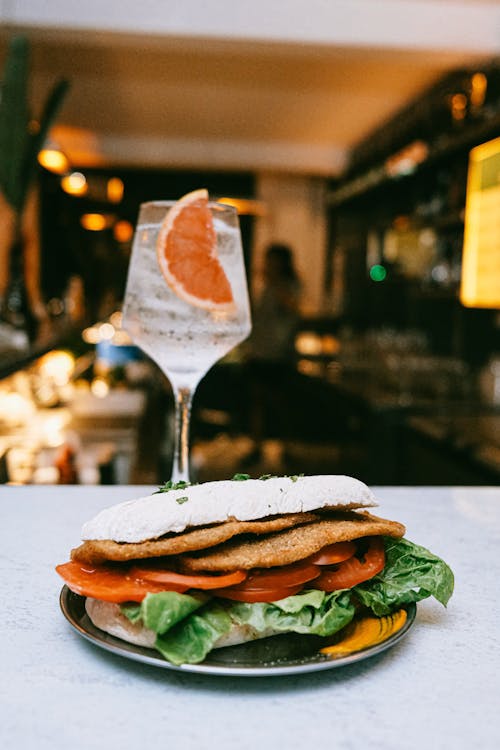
[82,475,377,543]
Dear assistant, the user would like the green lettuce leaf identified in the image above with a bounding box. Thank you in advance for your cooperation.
[121,591,205,634]
[155,603,232,665]
[229,589,355,637]
[121,588,355,664]
[354,536,455,616]
[120,602,142,624]
[118,535,454,665]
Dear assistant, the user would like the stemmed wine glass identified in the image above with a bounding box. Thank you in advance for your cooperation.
[122,193,252,483]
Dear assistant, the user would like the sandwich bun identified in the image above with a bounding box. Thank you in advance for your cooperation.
[85,598,281,650]
[82,475,377,543]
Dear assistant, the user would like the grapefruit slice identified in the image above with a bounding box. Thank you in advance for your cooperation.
[156,188,235,312]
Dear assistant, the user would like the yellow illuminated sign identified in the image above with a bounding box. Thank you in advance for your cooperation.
[460,136,500,308]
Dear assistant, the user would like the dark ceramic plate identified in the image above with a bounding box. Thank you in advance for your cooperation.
[60,587,416,677]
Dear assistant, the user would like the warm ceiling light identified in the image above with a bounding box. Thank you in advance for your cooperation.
[38,147,69,174]
[38,350,75,386]
[82,326,100,344]
[61,172,88,196]
[217,197,267,216]
[470,72,487,109]
[80,213,109,231]
[460,136,500,309]
[113,220,134,244]
[295,332,323,356]
[98,323,115,340]
[107,177,124,203]
[109,311,122,328]
[451,93,467,121]
[91,378,110,398]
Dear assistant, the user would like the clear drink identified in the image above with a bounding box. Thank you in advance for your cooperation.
[122,198,251,481]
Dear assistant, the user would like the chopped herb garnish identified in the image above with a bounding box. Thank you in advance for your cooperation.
[231,473,305,482]
[155,480,191,494]
[176,496,189,505]
[257,473,304,481]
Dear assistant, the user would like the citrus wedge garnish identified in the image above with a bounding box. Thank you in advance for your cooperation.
[156,188,235,312]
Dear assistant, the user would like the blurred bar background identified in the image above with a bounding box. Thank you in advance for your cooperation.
[1,0,500,487]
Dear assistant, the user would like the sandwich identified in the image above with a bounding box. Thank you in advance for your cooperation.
[56,474,454,665]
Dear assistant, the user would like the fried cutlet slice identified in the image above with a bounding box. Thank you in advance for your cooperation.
[179,511,406,571]
[71,512,319,565]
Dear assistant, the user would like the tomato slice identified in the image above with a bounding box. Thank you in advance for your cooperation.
[213,583,303,603]
[56,561,176,603]
[309,541,356,566]
[315,537,385,591]
[241,561,320,590]
[129,566,247,590]
[209,561,319,600]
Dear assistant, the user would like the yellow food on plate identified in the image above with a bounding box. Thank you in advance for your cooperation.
[321,609,408,657]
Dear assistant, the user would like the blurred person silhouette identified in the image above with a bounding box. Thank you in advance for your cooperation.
[249,242,302,362]
[244,243,303,467]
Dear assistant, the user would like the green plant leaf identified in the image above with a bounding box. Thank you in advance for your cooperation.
[0,36,30,210]
[0,36,69,213]
[21,77,69,207]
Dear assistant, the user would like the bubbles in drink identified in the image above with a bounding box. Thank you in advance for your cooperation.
[123,214,251,386]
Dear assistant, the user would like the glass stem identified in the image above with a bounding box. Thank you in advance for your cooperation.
[171,385,194,483]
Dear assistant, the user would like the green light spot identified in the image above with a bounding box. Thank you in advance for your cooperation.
[370,264,387,282]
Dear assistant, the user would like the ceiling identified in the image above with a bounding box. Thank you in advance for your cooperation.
[1,1,499,176]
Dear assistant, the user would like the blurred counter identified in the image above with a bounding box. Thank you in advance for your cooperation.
[0,343,155,485]
[0,387,148,485]
[333,374,499,484]
[298,356,500,485]
[403,414,500,484]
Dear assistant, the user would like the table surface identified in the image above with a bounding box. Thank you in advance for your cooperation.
[2,484,499,750]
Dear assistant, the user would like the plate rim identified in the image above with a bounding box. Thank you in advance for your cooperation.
[59,586,416,677]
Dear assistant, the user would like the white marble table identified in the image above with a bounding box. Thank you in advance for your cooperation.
[1,485,499,750]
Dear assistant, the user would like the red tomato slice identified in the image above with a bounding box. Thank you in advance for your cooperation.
[241,561,320,590]
[213,584,303,603]
[129,566,247,590]
[56,561,176,603]
[315,537,385,591]
[309,541,356,566]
